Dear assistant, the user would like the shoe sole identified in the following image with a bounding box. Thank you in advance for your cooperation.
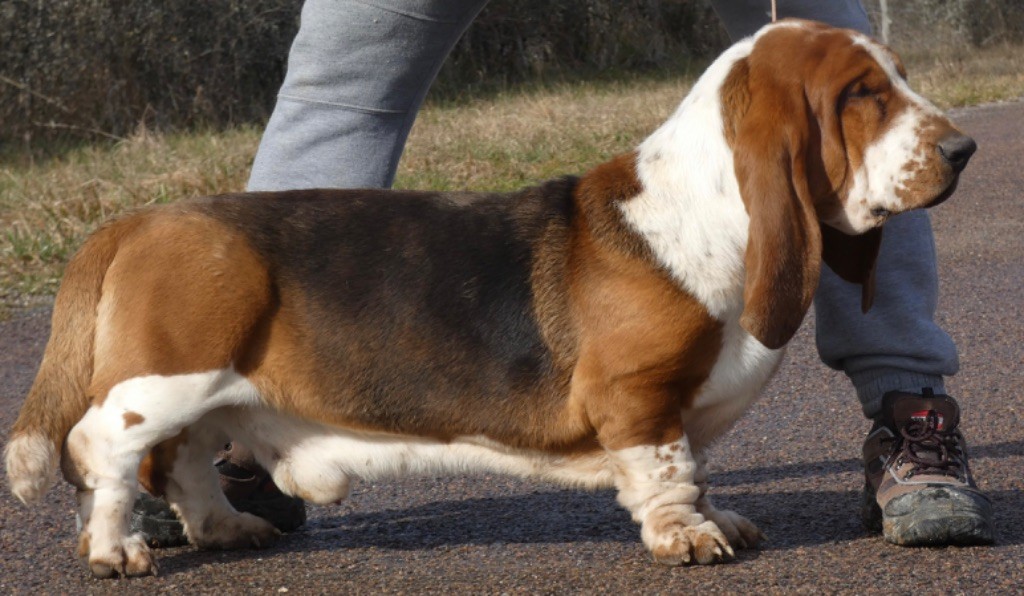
[129,493,190,548]
[863,484,995,546]
[130,493,307,549]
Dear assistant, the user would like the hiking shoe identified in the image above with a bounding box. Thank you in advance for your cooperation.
[130,491,190,548]
[861,389,994,546]
[130,442,306,548]
[214,442,306,532]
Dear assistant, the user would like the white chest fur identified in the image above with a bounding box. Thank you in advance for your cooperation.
[683,316,784,450]
[695,315,784,410]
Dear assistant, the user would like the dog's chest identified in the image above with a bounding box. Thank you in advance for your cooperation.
[693,316,783,411]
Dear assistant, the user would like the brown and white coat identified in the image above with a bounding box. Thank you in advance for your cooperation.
[5,20,974,577]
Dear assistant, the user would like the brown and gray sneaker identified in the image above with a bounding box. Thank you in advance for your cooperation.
[862,388,994,546]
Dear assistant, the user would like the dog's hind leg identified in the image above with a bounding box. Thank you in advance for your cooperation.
[65,431,155,579]
[152,415,280,550]
[66,369,261,578]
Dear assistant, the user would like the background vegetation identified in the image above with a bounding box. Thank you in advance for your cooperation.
[0,0,727,149]
[1,0,1023,309]
[4,0,1022,148]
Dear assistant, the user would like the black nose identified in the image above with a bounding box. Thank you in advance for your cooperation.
[937,133,977,173]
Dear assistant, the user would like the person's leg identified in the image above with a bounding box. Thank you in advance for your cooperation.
[815,211,958,416]
[709,0,991,546]
[248,0,489,191]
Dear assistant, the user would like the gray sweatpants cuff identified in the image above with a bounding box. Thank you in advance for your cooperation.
[850,368,947,419]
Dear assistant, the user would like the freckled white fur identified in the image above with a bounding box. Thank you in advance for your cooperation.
[833,34,948,234]
[611,440,700,523]
[609,438,733,560]
[842,109,922,232]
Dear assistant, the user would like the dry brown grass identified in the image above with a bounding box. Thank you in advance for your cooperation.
[2,44,1022,307]
[395,78,691,192]
[910,43,1024,107]
[0,126,259,301]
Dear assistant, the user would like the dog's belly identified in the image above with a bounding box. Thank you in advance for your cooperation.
[205,319,780,503]
[210,407,615,505]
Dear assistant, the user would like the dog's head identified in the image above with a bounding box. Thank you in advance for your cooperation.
[723,20,975,348]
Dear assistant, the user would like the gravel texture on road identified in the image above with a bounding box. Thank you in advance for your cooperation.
[1,101,1022,594]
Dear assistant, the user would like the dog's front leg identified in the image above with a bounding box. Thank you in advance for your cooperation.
[581,371,729,564]
[608,432,734,565]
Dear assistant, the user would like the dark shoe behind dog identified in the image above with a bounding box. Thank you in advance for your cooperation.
[862,389,994,546]
[131,443,306,548]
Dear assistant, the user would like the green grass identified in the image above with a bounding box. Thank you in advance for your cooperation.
[2,43,1023,307]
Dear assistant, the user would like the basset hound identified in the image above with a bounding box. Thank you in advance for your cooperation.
[5,20,975,577]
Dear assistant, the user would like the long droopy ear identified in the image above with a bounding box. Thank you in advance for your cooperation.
[725,59,823,350]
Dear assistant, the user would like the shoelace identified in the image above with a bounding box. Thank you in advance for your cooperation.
[898,410,966,478]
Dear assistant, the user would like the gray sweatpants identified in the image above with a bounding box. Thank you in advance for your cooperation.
[247,0,959,419]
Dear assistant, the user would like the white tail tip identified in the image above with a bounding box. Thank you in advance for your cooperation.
[4,433,58,504]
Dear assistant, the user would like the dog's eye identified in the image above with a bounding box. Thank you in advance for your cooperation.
[846,82,875,100]
[841,80,889,119]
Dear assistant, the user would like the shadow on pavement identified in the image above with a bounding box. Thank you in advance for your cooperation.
[97,438,1024,578]
[148,479,1022,577]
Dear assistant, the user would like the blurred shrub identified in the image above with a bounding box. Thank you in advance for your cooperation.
[862,0,1024,56]
[0,0,725,147]
[0,0,301,146]
[440,0,726,87]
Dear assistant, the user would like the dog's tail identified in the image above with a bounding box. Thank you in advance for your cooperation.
[5,215,142,504]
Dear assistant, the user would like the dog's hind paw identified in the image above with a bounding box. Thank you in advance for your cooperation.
[84,533,157,578]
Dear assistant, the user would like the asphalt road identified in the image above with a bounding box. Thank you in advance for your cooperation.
[1,101,1022,594]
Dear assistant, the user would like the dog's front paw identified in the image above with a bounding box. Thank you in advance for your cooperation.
[700,507,765,550]
[189,512,281,550]
[82,533,157,578]
[646,520,734,565]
